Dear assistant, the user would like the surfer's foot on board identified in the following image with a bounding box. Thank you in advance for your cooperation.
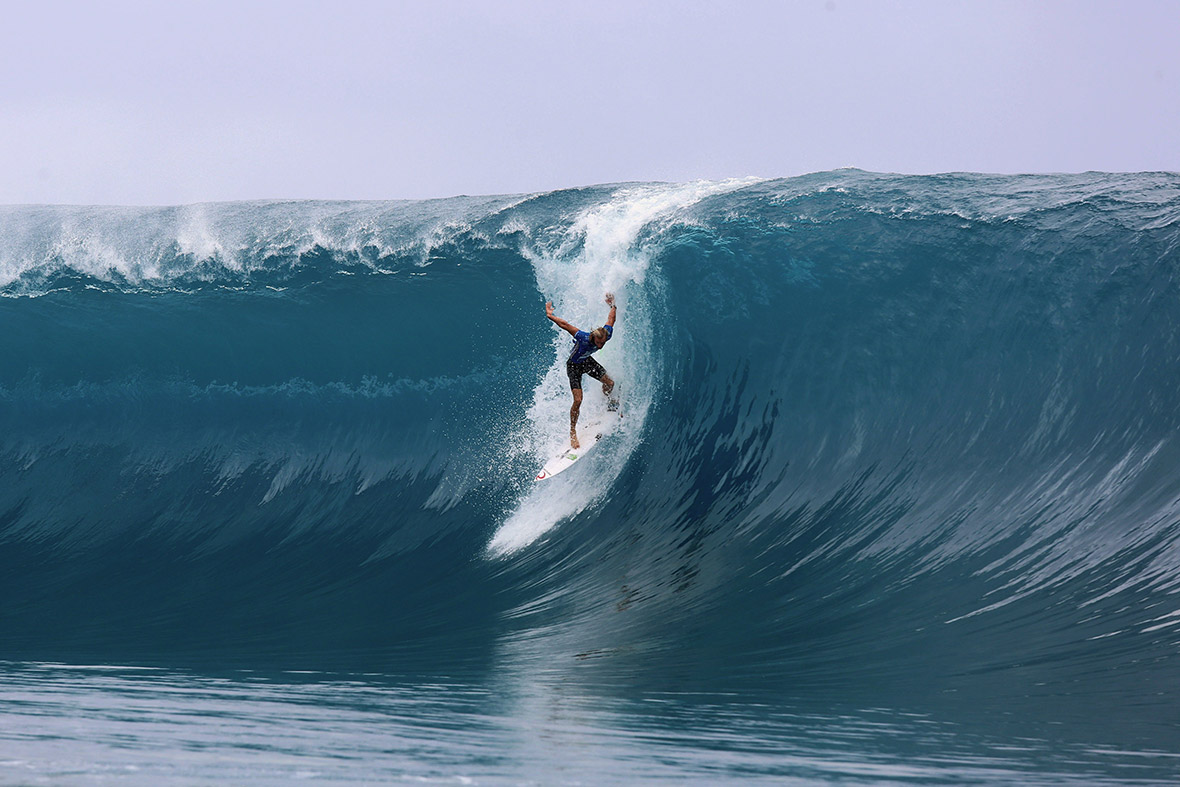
[570,432,580,449]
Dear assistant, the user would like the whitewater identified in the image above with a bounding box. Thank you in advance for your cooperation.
[2,170,1180,784]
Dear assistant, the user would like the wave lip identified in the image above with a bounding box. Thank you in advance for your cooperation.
[0,195,528,293]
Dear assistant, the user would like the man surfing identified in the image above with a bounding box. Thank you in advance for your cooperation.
[545,293,619,449]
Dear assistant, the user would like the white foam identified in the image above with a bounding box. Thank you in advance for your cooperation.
[175,204,237,269]
[487,179,760,555]
[0,195,527,291]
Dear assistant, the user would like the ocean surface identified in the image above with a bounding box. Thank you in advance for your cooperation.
[2,170,1180,784]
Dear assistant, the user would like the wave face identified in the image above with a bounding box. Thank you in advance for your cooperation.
[3,172,1180,780]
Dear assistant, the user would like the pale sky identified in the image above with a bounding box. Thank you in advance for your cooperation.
[2,0,1176,205]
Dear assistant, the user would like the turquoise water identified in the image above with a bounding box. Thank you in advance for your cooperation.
[2,172,1180,783]
[4,662,1173,785]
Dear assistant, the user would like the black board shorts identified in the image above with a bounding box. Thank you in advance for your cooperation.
[566,357,607,390]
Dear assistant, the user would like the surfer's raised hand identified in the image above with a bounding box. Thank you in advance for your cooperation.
[604,292,615,306]
[545,301,579,336]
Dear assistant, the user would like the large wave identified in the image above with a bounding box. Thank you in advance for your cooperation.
[3,172,1180,748]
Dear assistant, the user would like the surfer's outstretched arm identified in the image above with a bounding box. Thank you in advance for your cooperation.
[545,302,579,337]
[604,292,617,327]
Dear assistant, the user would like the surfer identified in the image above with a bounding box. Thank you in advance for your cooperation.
[545,293,619,449]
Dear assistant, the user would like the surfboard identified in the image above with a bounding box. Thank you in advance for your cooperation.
[535,392,621,481]
[534,432,603,481]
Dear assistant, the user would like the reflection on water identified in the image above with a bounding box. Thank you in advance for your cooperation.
[2,661,1176,785]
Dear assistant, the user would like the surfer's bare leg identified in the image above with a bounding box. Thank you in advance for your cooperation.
[570,389,583,449]
[601,373,614,398]
[601,373,620,412]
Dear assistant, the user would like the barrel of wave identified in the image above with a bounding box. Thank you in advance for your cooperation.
[488,180,761,556]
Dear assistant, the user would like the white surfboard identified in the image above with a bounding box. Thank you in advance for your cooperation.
[534,433,603,481]
[534,396,621,481]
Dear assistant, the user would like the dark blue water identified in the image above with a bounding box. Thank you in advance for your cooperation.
[2,172,1180,783]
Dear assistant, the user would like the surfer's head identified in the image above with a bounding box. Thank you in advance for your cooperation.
[590,327,610,348]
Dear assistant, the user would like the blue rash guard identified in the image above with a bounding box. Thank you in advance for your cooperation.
[568,325,613,363]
